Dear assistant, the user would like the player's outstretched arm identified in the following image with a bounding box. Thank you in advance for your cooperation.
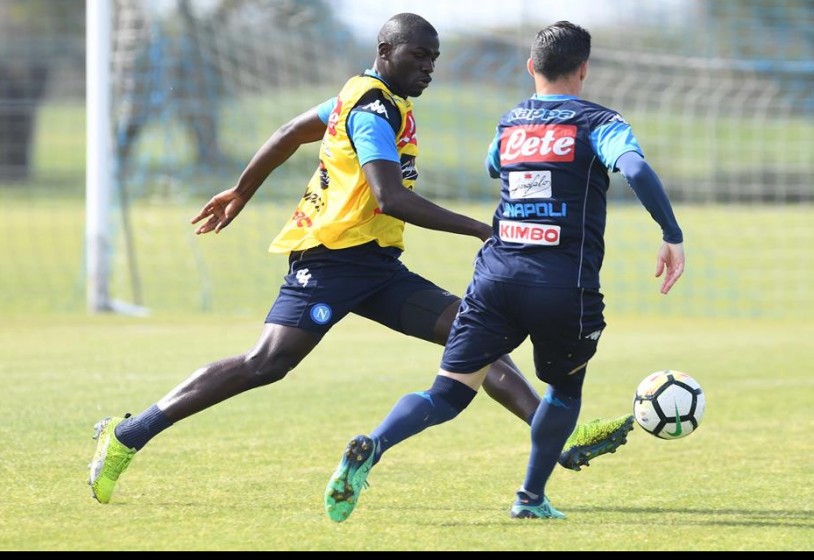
[191,106,327,235]
[616,151,685,294]
[364,159,492,241]
[656,241,685,295]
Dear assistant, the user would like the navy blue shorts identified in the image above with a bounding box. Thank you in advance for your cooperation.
[440,275,606,385]
[265,242,459,340]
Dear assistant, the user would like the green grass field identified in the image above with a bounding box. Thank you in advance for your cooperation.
[1,310,813,550]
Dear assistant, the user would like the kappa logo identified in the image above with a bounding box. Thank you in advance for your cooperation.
[295,268,312,287]
[507,107,576,122]
[608,113,628,126]
[359,99,389,118]
[544,391,570,409]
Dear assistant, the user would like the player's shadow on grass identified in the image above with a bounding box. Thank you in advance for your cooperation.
[567,506,814,528]
[385,504,814,529]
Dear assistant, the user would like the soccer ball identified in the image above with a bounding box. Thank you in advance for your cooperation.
[633,370,705,439]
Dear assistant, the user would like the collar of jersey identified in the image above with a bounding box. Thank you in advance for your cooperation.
[531,93,579,101]
[364,68,391,89]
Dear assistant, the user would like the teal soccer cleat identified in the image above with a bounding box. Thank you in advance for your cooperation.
[510,494,567,520]
[324,435,376,522]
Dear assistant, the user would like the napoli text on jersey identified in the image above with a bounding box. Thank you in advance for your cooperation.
[478,94,643,288]
[268,74,419,253]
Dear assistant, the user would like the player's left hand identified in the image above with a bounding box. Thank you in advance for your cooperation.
[655,242,685,295]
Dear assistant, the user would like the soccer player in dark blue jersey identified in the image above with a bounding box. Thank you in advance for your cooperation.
[325,20,685,522]
[88,14,630,506]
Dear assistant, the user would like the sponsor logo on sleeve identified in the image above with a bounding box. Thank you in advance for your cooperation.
[400,154,418,181]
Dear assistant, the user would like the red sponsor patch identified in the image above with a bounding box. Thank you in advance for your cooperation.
[397,111,417,148]
[499,124,576,165]
[498,220,560,245]
[327,98,343,136]
[292,209,312,228]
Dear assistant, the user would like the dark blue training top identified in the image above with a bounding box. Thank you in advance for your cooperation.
[479,94,682,289]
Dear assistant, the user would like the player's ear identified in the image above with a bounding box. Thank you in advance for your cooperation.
[526,57,535,78]
[378,41,393,60]
[579,60,589,81]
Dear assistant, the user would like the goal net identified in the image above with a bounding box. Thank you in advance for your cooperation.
[2,0,812,319]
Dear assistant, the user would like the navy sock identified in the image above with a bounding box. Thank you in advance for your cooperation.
[371,375,477,463]
[114,404,173,451]
[521,386,581,499]
[515,488,540,505]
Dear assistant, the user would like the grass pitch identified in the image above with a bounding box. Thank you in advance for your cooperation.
[1,312,812,551]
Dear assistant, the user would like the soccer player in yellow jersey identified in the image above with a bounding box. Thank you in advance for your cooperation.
[88,13,633,505]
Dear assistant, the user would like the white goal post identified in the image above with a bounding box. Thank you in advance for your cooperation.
[85,0,113,313]
[86,0,149,316]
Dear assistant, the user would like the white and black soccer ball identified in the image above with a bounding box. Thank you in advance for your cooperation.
[633,370,705,439]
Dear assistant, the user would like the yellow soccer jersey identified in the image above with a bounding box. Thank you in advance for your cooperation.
[268,74,419,254]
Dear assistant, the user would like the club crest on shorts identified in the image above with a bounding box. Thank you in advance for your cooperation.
[310,303,332,325]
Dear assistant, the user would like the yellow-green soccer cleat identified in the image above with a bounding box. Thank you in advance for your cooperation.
[510,495,567,520]
[558,414,635,471]
[324,435,376,523]
[88,415,136,504]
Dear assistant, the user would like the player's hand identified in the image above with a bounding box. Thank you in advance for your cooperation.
[190,189,248,234]
[655,241,685,295]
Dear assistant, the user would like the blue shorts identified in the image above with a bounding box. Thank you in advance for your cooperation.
[265,242,459,340]
[440,275,606,385]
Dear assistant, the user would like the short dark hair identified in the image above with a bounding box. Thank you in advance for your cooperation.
[378,13,437,46]
[530,21,591,81]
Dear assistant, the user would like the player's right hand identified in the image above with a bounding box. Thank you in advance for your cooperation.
[655,242,685,295]
[190,189,248,234]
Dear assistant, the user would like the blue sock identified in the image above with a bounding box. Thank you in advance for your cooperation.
[114,404,173,450]
[521,386,581,501]
[370,376,476,463]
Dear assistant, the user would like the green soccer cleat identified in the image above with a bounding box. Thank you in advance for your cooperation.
[324,435,376,523]
[558,414,635,471]
[510,495,567,520]
[88,415,136,504]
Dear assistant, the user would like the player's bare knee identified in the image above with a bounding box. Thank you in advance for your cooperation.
[242,351,299,386]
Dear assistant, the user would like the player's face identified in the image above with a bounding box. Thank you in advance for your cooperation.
[382,31,439,98]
